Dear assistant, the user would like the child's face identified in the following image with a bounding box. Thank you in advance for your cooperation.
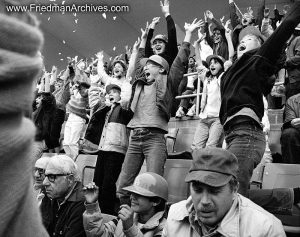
[237,34,261,59]
[152,39,166,55]
[213,30,222,44]
[55,80,63,91]
[209,59,223,76]
[113,63,124,78]
[130,193,155,214]
[143,61,162,82]
[108,89,121,103]
[242,13,253,26]
[78,85,89,98]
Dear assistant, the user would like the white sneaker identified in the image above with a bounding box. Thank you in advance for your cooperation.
[175,107,185,118]
[186,105,195,117]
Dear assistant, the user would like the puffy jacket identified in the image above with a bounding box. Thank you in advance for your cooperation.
[129,42,190,121]
[84,102,133,154]
[162,195,285,237]
[83,202,165,237]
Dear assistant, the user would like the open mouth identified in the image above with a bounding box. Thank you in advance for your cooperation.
[109,97,114,102]
[238,44,246,52]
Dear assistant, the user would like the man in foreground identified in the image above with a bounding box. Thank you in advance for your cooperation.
[162,148,285,236]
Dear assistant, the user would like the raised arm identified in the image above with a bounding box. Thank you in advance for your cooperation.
[126,38,141,80]
[229,0,240,30]
[145,17,160,58]
[204,12,214,48]
[224,20,234,61]
[96,51,112,85]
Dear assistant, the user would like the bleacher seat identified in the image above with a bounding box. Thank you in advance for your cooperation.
[75,154,97,186]
[262,163,300,234]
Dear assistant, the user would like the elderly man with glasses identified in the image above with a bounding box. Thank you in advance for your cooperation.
[40,155,86,237]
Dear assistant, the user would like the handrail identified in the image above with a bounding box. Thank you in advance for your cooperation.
[175,93,202,99]
[183,72,198,77]
[274,81,284,86]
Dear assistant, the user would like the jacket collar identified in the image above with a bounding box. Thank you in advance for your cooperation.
[58,182,84,206]
[133,211,165,230]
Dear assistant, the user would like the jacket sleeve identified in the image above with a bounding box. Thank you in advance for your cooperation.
[256,2,300,73]
[229,1,240,30]
[168,42,190,97]
[204,22,214,48]
[261,18,274,39]
[83,202,117,237]
[166,15,178,64]
[284,97,298,124]
[255,0,265,29]
[65,202,87,237]
[145,28,154,58]
[286,37,300,68]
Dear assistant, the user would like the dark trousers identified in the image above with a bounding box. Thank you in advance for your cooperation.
[93,150,124,215]
[281,127,300,164]
[47,108,66,149]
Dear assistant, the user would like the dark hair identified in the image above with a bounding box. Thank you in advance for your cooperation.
[149,196,166,212]
[228,176,239,192]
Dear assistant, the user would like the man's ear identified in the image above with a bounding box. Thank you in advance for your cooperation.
[67,174,75,186]
[159,67,165,74]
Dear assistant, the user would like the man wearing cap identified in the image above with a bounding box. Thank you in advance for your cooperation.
[285,23,300,99]
[145,0,178,67]
[220,2,300,196]
[117,18,203,205]
[83,83,133,215]
[162,148,285,237]
[41,155,86,237]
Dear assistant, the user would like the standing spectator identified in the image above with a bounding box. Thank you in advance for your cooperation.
[41,155,86,237]
[220,2,300,195]
[191,54,225,150]
[117,19,203,205]
[84,84,133,215]
[83,172,168,237]
[281,93,300,164]
[64,74,90,159]
[145,0,178,67]
[285,23,300,99]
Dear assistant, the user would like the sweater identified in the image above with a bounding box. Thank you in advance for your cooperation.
[66,95,89,120]
[220,2,300,126]
[0,1,48,236]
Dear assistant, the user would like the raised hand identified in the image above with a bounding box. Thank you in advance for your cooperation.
[224,19,231,34]
[184,18,204,33]
[220,16,225,26]
[133,37,141,51]
[118,204,134,230]
[149,17,160,29]
[141,22,149,39]
[206,10,214,20]
[160,0,170,17]
[83,182,99,204]
[95,51,104,62]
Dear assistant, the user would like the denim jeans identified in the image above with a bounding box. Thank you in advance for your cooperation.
[93,151,124,215]
[281,127,300,164]
[117,128,167,202]
[191,117,224,150]
[225,123,266,196]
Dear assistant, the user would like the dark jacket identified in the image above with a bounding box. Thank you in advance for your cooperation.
[41,182,86,237]
[83,102,133,154]
[282,93,300,130]
[145,15,178,67]
[220,2,300,126]
[204,19,229,60]
[130,42,190,121]
[286,35,300,84]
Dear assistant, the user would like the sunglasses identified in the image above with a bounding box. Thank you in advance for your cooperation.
[45,173,71,182]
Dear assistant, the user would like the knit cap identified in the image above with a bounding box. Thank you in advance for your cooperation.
[66,95,89,120]
[0,0,48,236]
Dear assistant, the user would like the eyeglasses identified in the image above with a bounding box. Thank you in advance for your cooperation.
[34,168,45,176]
[45,173,71,182]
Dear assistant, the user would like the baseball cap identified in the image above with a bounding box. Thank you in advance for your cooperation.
[106,83,121,94]
[151,34,168,44]
[185,148,238,187]
[239,26,266,43]
[140,55,169,73]
[113,59,127,71]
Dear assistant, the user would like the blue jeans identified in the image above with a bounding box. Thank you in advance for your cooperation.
[117,128,167,202]
[191,117,224,150]
[225,123,266,196]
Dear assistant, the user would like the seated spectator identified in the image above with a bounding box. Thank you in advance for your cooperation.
[83,172,168,237]
[281,92,300,164]
[34,156,50,206]
[64,74,90,159]
[117,19,203,205]
[162,148,285,236]
[191,54,225,150]
[83,84,133,215]
[41,155,86,237]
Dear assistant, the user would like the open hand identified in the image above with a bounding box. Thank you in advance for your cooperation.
[150,17,160,29]
[95,51,104,62]
[83,182,99,204]
[160,0,170,17]
[184,18,204,33]
[141,22,149,39]
[206,10,214,20]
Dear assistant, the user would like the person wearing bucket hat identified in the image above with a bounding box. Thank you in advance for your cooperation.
[190,54,225,151]
[162,148,285,237]
[145,0,178,67]
[83,172,168,237]
[220,1,300,196]
[117,18,204,206]
[83,82,133,215]
[285,22,300,99]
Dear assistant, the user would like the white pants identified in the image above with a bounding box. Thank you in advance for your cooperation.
[63,113,85,159]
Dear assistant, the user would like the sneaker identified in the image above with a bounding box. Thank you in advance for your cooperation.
[186,105,196,117]
[175,107,185,118]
